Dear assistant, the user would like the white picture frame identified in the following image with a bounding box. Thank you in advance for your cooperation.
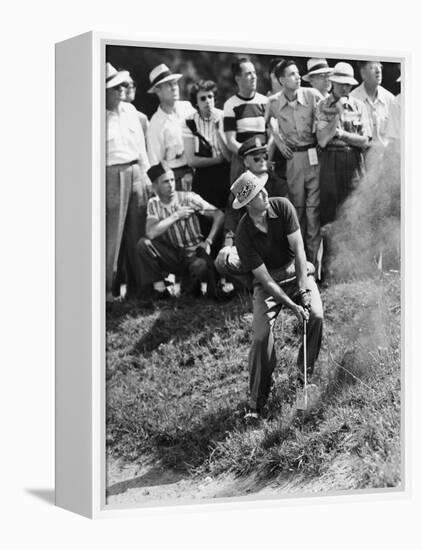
[55,31,407,519]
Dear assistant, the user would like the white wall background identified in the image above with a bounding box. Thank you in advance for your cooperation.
[1,1,419,548]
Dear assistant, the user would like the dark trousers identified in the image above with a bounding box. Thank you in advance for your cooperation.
[319,147,364,226]
[249,273,323,410]
[137,237,208,293]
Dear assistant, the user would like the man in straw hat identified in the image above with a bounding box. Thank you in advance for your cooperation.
[231,171,323,419]
[302,58,333,98]
[137,162,224,299]
[350,60,395,149]
[222,134,287,247]
[105,62,151,300]
[147,64,195,191]
[315,62,371,226]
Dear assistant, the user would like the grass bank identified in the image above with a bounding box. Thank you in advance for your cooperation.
[106,270,401,492]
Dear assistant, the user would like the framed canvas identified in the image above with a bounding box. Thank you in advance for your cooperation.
[55,32,407,518]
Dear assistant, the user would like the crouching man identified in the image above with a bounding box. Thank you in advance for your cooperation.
[137,163,224,299]
[232,171,323,418]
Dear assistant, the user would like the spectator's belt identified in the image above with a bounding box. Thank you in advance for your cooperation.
[289,143,317,152]
[112,159,139,167]
[325,145,357,152]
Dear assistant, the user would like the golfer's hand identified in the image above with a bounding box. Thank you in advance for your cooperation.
[292,304,310,323]
[300,290,311,311]
[175,206,195,220]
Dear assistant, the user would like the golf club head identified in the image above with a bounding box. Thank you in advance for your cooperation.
[296,384,320,411]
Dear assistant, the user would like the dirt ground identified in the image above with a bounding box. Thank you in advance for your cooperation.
[106,455,346,508]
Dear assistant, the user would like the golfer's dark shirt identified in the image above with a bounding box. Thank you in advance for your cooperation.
[236,197,299,272]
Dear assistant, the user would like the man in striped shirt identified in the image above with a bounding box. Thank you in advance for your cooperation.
[137,163,224,298]
[223,57,268,183]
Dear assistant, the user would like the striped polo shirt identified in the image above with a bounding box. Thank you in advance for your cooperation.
[146,191,216,249]
[223,93,268,143]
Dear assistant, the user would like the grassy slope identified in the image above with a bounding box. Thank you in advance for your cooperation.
[106,270,401,493]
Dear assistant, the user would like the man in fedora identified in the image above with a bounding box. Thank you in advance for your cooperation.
[137,162,224,299]
[106,62,151,300]
[232,171,323,418]
[265,59,323,269]
[316,62,371,226]
[302,58,333,98]
[147,64,195,191]
[350,61,395,149]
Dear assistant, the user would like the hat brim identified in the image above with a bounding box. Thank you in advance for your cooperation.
[329,75,358,85]
[302,68,333,82]
[240,145,267,157]
[232,173,269,210]
[106,71,130,89]
[148,73,183,93]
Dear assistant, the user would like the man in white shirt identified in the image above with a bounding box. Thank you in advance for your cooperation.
[147,64,195,191]
[106,63,151,300]
[350,61,395,149]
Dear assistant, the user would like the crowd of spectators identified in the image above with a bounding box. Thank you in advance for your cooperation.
[105,55,400,302]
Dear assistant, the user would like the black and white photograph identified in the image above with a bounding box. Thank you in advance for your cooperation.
[104,43,402,508]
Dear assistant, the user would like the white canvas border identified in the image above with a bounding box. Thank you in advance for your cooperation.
[56,31,410,519]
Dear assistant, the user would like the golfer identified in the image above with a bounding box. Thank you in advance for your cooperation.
[232,171,323,418]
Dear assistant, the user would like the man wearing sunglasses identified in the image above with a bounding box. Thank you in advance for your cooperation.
[222,134,286,247]
[216,134,287,289]
[106,63,150,301]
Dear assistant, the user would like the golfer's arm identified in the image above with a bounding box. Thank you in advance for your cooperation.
[288,229,308,291]
[252,264,297,311]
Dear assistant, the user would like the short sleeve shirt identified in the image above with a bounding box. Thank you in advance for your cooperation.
[147,191,216,249]
[147,101,196,168]
[106,102,149,168]
[235,197,300,272]
[265,87,321,147]
[223,93,268,143]
[315,94,371,146]
[350,84,395,145]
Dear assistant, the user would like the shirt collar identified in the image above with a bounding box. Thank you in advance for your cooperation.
[158,104,177,118]
[278,87,306,109]
[247,203,277,233]
[360,83,387,105]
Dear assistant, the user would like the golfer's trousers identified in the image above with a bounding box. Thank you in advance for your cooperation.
[249,274,323,410]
